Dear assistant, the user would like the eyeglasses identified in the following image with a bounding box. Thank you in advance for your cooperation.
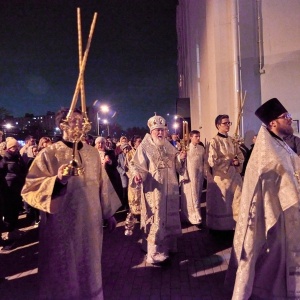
[221,122,232,126]
[277,113,292,120]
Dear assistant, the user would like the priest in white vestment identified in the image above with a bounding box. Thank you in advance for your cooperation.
[21,108,121,300]
[207,114,244,230]
[131,114,186,264]
[226,98,300,299]
[180,130,206,227]
[126,135,142,216]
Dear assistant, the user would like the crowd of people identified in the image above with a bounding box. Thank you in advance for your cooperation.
[1,98,300,299]
[0,133,51,250]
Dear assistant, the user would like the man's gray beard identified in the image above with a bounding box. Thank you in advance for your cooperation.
[152,136,165,146]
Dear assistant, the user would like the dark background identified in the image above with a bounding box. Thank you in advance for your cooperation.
[0,0,179,129]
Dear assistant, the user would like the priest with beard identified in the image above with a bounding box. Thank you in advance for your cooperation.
[226,98,300,299]
[131,114,186,264]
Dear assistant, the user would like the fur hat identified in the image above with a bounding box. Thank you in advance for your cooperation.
[6,137,18,149]
[119,136,127,142]
[255,98,288,125]
[147,114,167,132]
[95,136,105,144]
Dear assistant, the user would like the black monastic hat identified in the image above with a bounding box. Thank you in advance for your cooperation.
[255,98,288,125]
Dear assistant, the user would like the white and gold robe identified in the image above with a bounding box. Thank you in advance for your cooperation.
[126,148,141,215]
[21,141,121,300]
[131,134,184,254]
[207,134,244,230]
[226,126,300,299]
[180,143,205,225]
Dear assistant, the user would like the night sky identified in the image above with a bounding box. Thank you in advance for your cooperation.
[0,0,179,129]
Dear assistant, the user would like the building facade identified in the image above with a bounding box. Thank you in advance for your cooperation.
[1,111,57,140]
[177,0,300,145]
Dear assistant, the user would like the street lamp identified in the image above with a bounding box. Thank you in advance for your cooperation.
[93,100,117,136]
[96,105,109,136]
[97,112,101,136]
[174,115,183,137]
[103,119,110,136]
[5,123,12,130]
[4,123,12,138]
[173,122,179,134]
[100,104,109,114]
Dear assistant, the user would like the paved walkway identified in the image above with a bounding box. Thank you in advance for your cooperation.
[0,204,234,300]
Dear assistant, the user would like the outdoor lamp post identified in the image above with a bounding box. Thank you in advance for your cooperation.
[96,105,110,136]
[4,123,12,138]
[93,100,117,136]
[173,122,179,134]
[100,104,109,114]
[174,115,183,138]
[103,119,109,136]
[97,112,101,136]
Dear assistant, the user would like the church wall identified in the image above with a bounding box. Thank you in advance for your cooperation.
[260,0,300,137]
[177,0,300,146]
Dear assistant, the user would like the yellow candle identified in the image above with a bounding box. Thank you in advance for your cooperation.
[77,8,87,114]
[186,121,189,146]
[68,12,98,119]
[182,120,185,146]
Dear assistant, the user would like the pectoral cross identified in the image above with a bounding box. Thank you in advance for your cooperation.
[157,158,170,169]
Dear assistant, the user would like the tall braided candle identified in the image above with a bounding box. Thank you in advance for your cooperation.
[67,12,98,119]
[182,119,186,147]
[186,121,189,146]
[77,8,87,115]
[234,90,247,138]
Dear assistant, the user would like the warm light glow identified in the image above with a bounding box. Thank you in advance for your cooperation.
[100,105,109,113]
[173,122,179,129]
[175,114,185,120]
[5,123,12,129]
[103,119,108,124]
